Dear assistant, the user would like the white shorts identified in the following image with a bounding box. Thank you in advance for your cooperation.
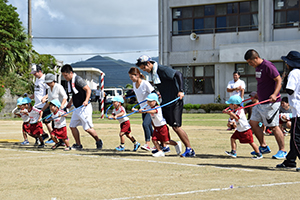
[250,102,280,127]
[69,103,93,130]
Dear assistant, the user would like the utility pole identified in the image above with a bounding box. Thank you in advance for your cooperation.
[28,0,32,65]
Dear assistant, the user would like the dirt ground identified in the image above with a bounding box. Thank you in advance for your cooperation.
[0,119,300,200]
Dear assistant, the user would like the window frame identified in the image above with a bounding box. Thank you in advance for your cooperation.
[273,0,300,29]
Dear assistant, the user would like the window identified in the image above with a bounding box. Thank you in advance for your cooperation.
[173,66,214,94]
[172,0,258,35]
[274,0,300,28]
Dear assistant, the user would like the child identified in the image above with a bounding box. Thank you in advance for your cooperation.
[223,95,263,159]
[14,97,30,145]
[279,97,292,135]
[47,99,71,151]
[21,97,45,148]
[141,93,182,157]
[108,96,140,151]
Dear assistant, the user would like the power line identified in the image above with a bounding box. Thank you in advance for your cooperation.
[52,49,158,56]
[33,34,158,40]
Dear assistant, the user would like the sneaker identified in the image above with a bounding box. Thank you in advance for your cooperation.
[152,151,165,157]
[64,147,71,151]
[251,146,271,155]
[151,149,159,154]
[71,143,83,150]
[41,133,49,140]
[225,150,237,158]
[175,141,182,155]
[51,142,61,150]
[276,163,296,169]
[37,144,45,148]
[227,127,233,131]
[45,139,55,144]
[141,144,151,151]
[115,145,125,151]
[252,153,263,160]
[296,168,300,172]
[133,142,140,151]
[20,140,29,145]
[34,138,40,146]
[180,148,196,157]
[162,146,170,153]
[272,150,287,159]
[96,139,103,150]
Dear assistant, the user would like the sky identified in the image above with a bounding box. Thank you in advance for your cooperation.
[7,0,158,64]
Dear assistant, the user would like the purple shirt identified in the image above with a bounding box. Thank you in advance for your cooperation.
[255,59,281,103]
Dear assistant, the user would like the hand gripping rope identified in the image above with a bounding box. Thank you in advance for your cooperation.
[141,97,180,113]
[46,103,87,122]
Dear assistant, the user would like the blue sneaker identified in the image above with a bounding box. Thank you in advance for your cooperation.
[133,142,140,151]
[162,146,170,153]
[180,148,195,157]
[272,150,287,159]
[45,139,55,144]
[152,149,159,154]
[251,146,271,155]
[225,150,237,158]
[20,140,29,145]
[116,145,125,151]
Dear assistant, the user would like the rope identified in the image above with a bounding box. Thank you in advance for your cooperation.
[47,103,87,122]
[141,97,180,112]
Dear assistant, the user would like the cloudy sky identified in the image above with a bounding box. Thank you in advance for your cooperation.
[7,0,158,64]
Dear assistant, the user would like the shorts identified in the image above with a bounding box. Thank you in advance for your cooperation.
[162,100,183,127]
[29,122,43,136]
[51,127,67,140]
[250,102,280,127]
[120,120,131,134]
[22,122,30,133]
[152,124,170,143]
[69,104,93,131]
[231,129,253,144]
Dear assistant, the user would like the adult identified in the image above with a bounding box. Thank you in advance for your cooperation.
[128,67,155,151]
[41,73,68,144]
[61,64,103,150]
[226,71,245,99]
[136,55,195,157]
[244,49,286,159]
[95,86,101,111]
[30,64,50,143]
[276,51,300,170]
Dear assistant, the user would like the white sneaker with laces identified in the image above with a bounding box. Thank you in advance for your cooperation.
[152,151,165,157]
[141,144,151,151]
[175,141,182,155]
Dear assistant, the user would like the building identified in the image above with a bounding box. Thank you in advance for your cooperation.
[159,0,300,104]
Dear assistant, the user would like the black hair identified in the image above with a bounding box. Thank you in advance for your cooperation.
[244,49,260,60]
[61,64,73,73]
[233,71,240,75]
[281,97,288,103]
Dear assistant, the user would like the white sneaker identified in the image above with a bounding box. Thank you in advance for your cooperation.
[152,151,165,157]
[175,141,182,155]
[141,144,151,151]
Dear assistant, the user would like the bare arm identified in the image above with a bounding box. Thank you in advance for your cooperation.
[82,85,91,106]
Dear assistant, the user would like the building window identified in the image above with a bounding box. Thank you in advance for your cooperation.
[172,0,258,35]
[173,66,214,94]
[274,0,300,28]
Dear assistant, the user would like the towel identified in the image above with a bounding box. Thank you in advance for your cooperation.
[68,73,79,94]
[150,62,161,84]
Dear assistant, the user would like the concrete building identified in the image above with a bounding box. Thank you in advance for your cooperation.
[159,0,300,104]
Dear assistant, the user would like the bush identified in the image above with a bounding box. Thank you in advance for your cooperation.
[183,103,193,111]
[183,103,227,113]
[0,84,5,113]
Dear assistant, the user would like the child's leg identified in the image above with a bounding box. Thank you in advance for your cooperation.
[62,138,70,147]
[249,142,260,153]
[22,131,28,141]
[152,139,162,151]
[51,134,59,144]
[119,132,125,144]
[125,133,136,143]
[165,140,177,146]
[38,135,44,145]
[230,137,237,151]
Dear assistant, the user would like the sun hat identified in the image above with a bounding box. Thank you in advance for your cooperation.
[44,73,56,83]
[225,95,242,105]
[21,97,32,104]
[136,55,155,66]
[112,96,124,103]
[17,97,23,105]
[49,99,61,108]
[30,64,42,74]
[281,51,300,68]
[146,93,160,104]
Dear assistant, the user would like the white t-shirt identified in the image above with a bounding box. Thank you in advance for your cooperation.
[286,68,300,117]
[20,109,30,123]
[52,110,67,129]
[227,79,245,98]
[34,74,49,109]
[133,80,154,108]
[234,109,251,132]
[146,105,166,127]
[47,83,68,108]
[29,107,42,124]
[112,106,129,124]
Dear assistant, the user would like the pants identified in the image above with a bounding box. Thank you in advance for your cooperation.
[284,117,300,166]
[142,113,153,142]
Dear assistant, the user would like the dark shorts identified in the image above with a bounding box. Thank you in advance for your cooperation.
[51,126,67,140]
[120,120,131,134]
[42,108,51,124]
[29,122,43,136]
[22,122,30,133]
[231,129,253,144]
[152,124,170,143]
[162,100,183,127]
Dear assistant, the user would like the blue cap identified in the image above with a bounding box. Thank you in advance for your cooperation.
[21,97,32,104]
[146,93,160,104]
[112,96,124,103]
[49,99,61,108]
[226,95,242,105]
[17,97,23,105]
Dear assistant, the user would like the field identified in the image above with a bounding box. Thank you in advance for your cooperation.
[0,113,300,200]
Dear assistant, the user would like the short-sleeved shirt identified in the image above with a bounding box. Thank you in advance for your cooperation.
[133,80,154,108]
[34,74,49,109]
[147,105,166,127]
[68,75,87,108]
[112,106,129,124]
[286,68,300,117]
[255,59,281,103]
[234,108,251,132]
[47,83,68,107]
[227,79,245,98]
[28,107,42,124]
[20,109,30,123]
[51,110,67,129]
